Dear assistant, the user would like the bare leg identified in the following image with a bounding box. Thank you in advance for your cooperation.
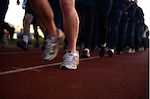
[29,0,57,37]
[29,0,79,69]
[16,13,33,49]
[29,0,64,61]
[23,13,33,36]
[23,13,34,43]
[59,0,79,69]
[59,0,79,52]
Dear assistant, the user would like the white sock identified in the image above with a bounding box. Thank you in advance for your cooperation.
[23,35,29,44]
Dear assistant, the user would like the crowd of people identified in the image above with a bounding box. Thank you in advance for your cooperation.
[0,0,149,70]
[76,0,149,58]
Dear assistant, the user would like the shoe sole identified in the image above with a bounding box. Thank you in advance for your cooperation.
[60,65,77,70]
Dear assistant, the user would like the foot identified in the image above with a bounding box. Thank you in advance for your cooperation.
[42,29,64,61]
[81,48,90,58]
[128,48,135,53]
[0,35,8,48]
[108,48,114,57]
[16,40,28,50]
[60,50,79,70]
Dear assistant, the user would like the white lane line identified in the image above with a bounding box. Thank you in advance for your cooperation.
[0,62,61,76]
[0,56,99,76]
[0,51,41,55]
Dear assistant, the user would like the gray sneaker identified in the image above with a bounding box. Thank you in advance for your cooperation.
[0,35,8,48]
[43,29,64,61]
[60,50,79,70]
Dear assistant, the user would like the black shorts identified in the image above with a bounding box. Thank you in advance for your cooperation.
[25,6,34,15]
[25,0,34,15]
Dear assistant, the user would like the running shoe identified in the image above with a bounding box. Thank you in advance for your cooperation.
[108,48,114,57]
[0,35,8,48]
[43,29,64,61]
[16,40,28,50]
[60,50,79,70]
[128,48,135,53]
[81,48,90,58]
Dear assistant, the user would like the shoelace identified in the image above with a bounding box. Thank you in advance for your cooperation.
[63,53,79,65]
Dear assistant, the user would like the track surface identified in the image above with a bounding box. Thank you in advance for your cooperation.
[0,45,149,99]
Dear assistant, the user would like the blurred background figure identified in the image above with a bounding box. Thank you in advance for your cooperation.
[16,0,39,49]
[95,0,113,57]
[107,0,132,56]
[77,0,96,58]
[0,0,19,48]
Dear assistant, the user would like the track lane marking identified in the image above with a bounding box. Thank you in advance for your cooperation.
[0,56,99,76]
[0,51,41,55]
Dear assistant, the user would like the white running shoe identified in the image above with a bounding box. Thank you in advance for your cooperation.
[60,50,79,70]
[81,48,90,58]
[43,29,64,61]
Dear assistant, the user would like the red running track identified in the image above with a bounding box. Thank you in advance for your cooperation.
[0,45,149,99]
